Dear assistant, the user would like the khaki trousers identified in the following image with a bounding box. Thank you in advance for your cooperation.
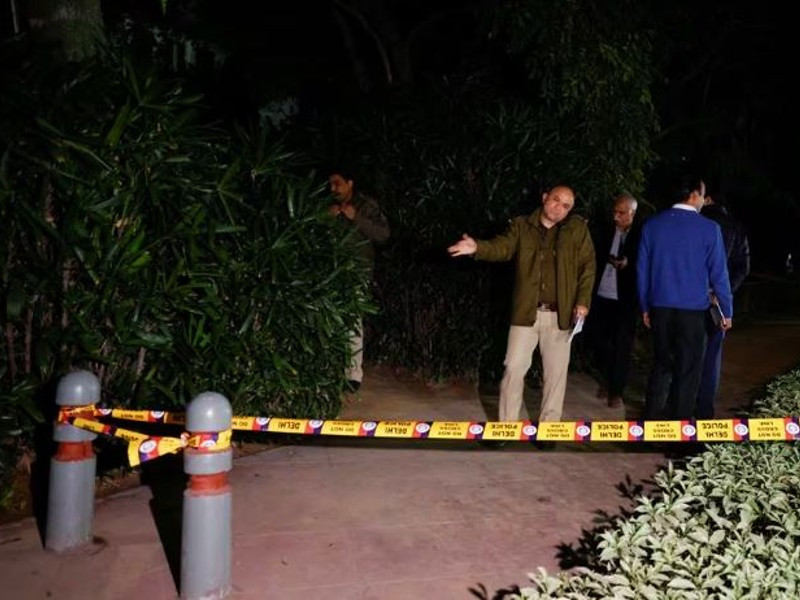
[346,317,364,383]
[498,310,572,422]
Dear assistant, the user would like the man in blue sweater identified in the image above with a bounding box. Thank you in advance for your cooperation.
[637,174,732,420]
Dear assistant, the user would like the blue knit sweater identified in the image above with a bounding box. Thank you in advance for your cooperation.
[637,206,733,318]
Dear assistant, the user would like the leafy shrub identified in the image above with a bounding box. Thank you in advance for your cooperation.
[1,48,368,496]
[310,0,658,381]
[751,369,800,417]
[507,366,800,599]
[325,96,595,381]
[359,99,550,381]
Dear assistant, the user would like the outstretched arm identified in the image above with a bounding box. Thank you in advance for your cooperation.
[448,234,478,257]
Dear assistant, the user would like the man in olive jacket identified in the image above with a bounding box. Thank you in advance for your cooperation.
[448,185,595,422]
[329,170,390,391]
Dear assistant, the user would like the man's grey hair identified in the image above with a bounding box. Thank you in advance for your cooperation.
[615,193,638,212]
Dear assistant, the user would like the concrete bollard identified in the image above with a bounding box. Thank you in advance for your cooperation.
[181,392,233,600]
[46,370,100,552]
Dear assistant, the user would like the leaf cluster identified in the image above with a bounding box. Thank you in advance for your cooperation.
[0,48,368,494]
[509,365,800,599]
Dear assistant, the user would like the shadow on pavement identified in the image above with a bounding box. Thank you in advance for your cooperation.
[141,453,185,592]
[469,582,523,600]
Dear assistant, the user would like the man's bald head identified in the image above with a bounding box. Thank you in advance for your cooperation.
[540,185,576,228]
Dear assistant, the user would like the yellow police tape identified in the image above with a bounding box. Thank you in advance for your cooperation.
[59,406,187,425]
[229,416,800,442]
[64,416,231,467]
[59,406,800,444]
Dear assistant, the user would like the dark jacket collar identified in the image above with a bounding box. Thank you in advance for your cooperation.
[702,203,729,219]
[525,207,583,230]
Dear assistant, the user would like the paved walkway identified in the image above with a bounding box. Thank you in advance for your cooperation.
[1,323,799,599]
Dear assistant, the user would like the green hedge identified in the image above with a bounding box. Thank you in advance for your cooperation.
[0,49,368,499]
[313,48,656,380]
[508,368,800,599]
[296,0,658,381]
[328,99,623,382]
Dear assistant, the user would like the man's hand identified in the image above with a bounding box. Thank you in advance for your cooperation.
[329,203,356,220]
[612,256,628,270]
[642,311,651,329]
[573,304,588,322]
[448,234,477,257]
[721,317,733,331]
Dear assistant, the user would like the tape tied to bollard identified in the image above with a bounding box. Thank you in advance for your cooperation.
[58,404,98,423]
[183,429,232,452]
[69,399,800,444]
[59,405,186,425]
[131,436,186,467]
[95,407,186,424]
[66,416,187,467]
[66,404,800,451]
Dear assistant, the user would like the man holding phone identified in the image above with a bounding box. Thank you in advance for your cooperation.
[588,193,641,409]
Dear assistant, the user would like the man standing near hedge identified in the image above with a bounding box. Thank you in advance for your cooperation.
[588,193,641,410]
[637,173,732,420]
[696,190,750,418]
[328,168,390,392]
[447,185,595,423]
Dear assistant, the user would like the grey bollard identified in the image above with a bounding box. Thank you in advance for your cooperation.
[181,392,233,600]
[46,370,100,552]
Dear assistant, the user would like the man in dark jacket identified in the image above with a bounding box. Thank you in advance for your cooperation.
[696,192,750,418]
[588,193,641,409]
[329,169,390,392]
[448,185,596,423]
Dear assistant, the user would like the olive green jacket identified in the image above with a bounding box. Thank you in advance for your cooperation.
[475,208,596,329]
[337,193,390,275]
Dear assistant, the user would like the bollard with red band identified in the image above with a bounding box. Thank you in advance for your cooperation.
[46,370,100,552]
[181,391,233,600]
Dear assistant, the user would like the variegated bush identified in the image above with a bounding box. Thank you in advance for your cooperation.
[511,367,800,599]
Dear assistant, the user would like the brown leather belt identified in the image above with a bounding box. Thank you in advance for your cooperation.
[537,302,558,312]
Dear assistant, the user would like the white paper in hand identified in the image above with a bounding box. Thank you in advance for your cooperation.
[569,316,585,343]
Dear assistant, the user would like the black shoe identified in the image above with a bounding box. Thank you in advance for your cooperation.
[346,380,361,392]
